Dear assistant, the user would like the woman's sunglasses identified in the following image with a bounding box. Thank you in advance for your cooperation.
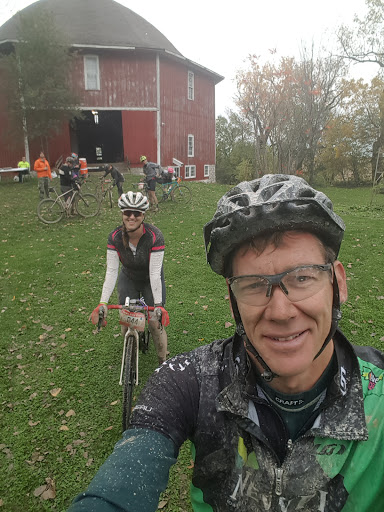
[122,210,142,218]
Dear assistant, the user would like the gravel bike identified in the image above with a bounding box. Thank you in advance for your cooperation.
[97,298,163,430]
[155,176,191,204]
[37,182,100,224]
[95,177,115,208]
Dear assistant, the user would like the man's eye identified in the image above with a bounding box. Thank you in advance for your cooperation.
[242,280,266,293]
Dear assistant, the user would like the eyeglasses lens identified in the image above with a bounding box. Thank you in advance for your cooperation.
[230,265,331,306]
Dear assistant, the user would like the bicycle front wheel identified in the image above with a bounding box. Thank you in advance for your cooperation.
[172,185,192,205]
[75,193,100,218]
[122,334,137,431]
[37,199,64,224]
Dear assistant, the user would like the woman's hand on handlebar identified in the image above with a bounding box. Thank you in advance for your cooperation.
[154,306,170,327]
[90,303,108,327]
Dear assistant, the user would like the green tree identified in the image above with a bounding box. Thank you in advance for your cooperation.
[338,0,384,180]
[235,50,345,182]
[0,6,80,159]
[316,78,383,185]
[216,111,254,183]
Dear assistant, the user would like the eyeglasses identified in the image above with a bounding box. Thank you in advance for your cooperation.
[227,264,333,307]
[122,210,142,218]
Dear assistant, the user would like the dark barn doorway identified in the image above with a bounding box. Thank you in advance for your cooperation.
[71,110,123,164]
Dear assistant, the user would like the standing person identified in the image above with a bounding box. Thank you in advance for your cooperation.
[140,155,161,211]
[102,164,124,196]
[34,152,52,200]
[91,191,168,365]
[71,153,80,179]
[68,175,384,512]
[17,156,30,183]
[58,157,76,214]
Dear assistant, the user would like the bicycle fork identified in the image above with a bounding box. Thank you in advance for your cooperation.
[119,328,139,386]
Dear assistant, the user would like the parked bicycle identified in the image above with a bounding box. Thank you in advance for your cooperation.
[96,298,165,430]
[95,177,115,208]
[156,176,192,204]
[135,177,191,205]
[37,182,100,224]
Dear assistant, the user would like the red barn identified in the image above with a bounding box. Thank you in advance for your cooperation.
[0,0,223,181]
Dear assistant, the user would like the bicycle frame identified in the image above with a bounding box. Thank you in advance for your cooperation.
[158,176,181,196]
[49,185,79,215]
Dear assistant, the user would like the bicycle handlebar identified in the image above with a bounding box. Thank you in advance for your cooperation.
[105,304,155,312]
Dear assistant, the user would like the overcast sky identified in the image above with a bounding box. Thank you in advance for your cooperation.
[0,0,378,115]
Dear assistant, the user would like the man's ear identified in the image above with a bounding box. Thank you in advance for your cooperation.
[333,260,348,304]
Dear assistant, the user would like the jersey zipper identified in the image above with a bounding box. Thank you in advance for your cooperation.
[274,439,293,496]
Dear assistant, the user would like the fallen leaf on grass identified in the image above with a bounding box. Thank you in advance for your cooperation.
[33,478,56,500]
[158,500,168,509]
[50,388,61,397]
[65,409,75,417]
[110,400,119,406]
[59,425,69,431]
[225,322,233,328]
[41,324,54,332]
[28,420,40,427]
[104,426,113,431]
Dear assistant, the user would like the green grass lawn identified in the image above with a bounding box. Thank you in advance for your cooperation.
[1,176,383,511]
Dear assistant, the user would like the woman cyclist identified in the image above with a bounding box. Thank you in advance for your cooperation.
[93,192,168,364]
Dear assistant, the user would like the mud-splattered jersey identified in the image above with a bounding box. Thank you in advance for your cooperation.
[68,331,384,511]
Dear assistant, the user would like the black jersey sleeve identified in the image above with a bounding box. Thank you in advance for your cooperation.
[130,351,200,448]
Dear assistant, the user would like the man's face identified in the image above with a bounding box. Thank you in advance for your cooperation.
[40,152,45,159]
[231,232,347,392]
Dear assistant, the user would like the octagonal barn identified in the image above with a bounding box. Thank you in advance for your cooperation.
[0,0,223,180]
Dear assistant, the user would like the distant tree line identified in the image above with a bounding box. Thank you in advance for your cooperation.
[216,0,384,187]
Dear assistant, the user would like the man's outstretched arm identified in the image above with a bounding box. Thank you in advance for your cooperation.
[67,428,177,511]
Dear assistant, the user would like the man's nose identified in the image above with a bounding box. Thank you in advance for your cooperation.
[263,284,297,321]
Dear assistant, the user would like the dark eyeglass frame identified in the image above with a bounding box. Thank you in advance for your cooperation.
[227,263,333,304]
[122,210,142,218]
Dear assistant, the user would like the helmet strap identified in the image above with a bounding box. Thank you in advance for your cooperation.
[313,265,341,360]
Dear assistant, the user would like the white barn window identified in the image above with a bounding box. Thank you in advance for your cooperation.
[84,55,100,90]
[188,71,194,100]
[188,134,194,157]
[185,165,196,179]
[204,165,210,177]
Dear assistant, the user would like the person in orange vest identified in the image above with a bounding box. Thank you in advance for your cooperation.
[34,151,52,200]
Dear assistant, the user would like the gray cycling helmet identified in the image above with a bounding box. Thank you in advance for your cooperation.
[204,174,345,276]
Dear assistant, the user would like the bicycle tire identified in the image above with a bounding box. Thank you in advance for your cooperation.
[37,198,64,224]
[122,334,137,431]
[155,185,167,203]
[108,189,113,208]
[75,193,100,218]
[172,185,192,205]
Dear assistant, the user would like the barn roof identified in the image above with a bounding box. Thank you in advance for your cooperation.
[0,0,183,56]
